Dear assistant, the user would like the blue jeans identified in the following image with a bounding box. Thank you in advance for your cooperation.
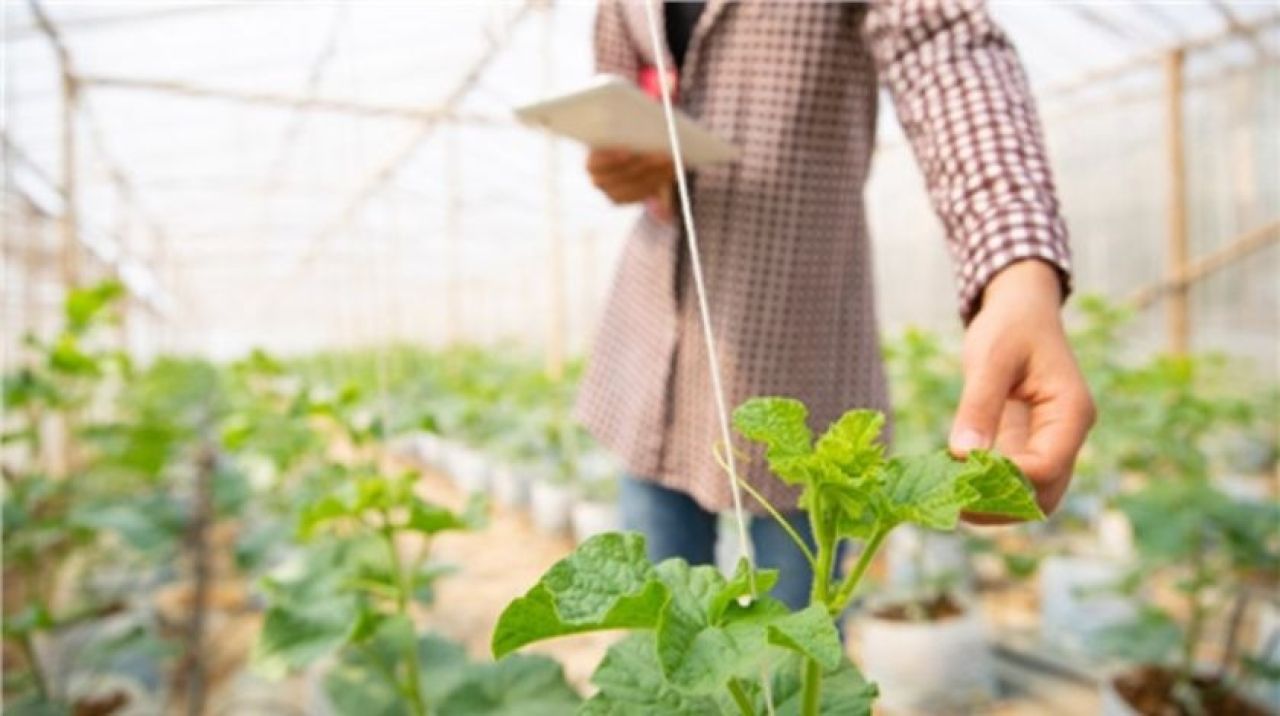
[619,474,819,610]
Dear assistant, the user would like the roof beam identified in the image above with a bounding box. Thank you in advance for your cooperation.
[77,73,513,126]
[1209,0,1274,61]
[5,5,244,41]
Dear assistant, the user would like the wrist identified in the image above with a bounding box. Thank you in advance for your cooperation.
[979,259,1064,317]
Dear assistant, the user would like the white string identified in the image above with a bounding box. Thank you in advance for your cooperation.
[639,1,757,597]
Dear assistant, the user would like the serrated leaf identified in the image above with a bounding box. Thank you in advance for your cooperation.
[880,452,977,530]
[584,633,722,715]
[438,654,580,715]
[814,410,885,476]
[658,592,792,694]
[733,398,815,484]
[960,451,1044,520]
[765,604,843,671]
[491,533,667,657]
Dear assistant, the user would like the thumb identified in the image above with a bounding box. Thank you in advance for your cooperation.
[950,356,1017,458]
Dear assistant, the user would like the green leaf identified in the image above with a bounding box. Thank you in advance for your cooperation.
[709,558,779,623]
[765,604,843,672]
[65,280,124,332]
[658,592,792,694]
[48,334,101,377]
[491,533,668,658]
[3,695,71,716]
[297,494,351,539]
[252,596,358,678]
[70,497,184,554]
[405,492,487,536]
[960,451,1044,521]
[880,450,1042,530]
[880,452,977,530]
[733,398,815,484]
[438,654,581,715]
[1092,607,1183,666]
[814,410,885,477]
[583,633,721,715]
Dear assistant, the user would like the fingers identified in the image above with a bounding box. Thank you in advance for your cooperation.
[949,346,1019,459]
[586,149,674,204]
[1007,376,1095,514]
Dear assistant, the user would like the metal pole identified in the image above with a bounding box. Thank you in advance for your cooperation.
[1164,48,1190,354]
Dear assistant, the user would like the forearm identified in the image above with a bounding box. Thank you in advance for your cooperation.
[864,1,1071,321]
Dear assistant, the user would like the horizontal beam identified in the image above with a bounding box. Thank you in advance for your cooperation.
[5,5,243,41]
[1045,11,1280,99]
[1128,218,1280,309]
[77,73,513,126]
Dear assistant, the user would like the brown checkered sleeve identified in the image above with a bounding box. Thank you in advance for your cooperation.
[865,0,1071,322]
[594,0,642,77]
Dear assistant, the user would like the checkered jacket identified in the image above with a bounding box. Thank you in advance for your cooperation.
[576,0,1071,513]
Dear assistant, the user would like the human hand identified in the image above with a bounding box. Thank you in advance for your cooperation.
[949,260,1095,520]
[586,148,674,212]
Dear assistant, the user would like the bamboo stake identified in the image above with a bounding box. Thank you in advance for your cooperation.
[1164,48,1189,354]
[446,127,461,345]
[1128,219,1280,309]
[59,73,80,289]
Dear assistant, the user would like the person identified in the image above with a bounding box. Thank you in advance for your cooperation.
[576,1,1095,610]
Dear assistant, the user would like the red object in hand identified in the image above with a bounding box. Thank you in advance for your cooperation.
[638,66,679,102]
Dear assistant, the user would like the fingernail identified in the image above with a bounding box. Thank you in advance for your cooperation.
[950,428,988,453]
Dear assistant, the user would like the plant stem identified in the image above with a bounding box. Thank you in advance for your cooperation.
[1181,546,1209,684]
[727,678,756,716]
[808,495,831,605]
[380,510,427,716]
[831,527,889,615]
[18,633,49,700]
[801,658,822,716]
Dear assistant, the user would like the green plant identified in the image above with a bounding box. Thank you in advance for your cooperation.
[492,397,1044,714]
[251,377,579,715]
[1095,478,1279,713]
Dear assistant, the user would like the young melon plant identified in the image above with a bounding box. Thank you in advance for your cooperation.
[492,397,1045,715]
[251,383,580,715]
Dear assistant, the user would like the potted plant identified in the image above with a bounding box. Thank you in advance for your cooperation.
[861,524,995,714]
[491,397,1045,714]
[1094,476,1277,715]
[529,416,587,537]
[572,474,620,545]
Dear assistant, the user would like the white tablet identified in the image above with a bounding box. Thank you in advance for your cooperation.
[514,75,739,168]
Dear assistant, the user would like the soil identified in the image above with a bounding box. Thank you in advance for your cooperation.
[1113,665,1270,716]
[873,592,965,622]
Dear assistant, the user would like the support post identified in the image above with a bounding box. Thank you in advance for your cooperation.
[445,128,462,345]
[60,72,80,288]
[1164,48,1189,354]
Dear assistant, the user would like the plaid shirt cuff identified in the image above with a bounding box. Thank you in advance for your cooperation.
[957,207,1072,323]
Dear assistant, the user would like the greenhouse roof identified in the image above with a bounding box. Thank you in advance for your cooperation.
[3,1,1277,338]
